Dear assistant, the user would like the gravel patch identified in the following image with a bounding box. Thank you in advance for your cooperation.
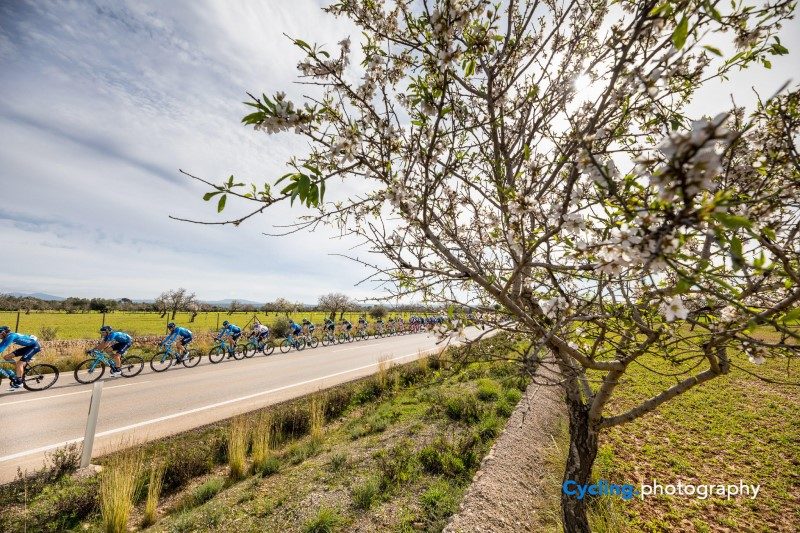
[444,373,566,532]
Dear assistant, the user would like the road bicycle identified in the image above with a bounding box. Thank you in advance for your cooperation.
[279,334,307,353]
[320,328,337,346]
[209,337,245,364]
[74,349,144,384]
[354,326,369,341]
[241,335,275,357]
[337,328,354,344]
[0,359,59,391]
[301,333,319,349]
[151,341,201,372]
[373,324,385,339]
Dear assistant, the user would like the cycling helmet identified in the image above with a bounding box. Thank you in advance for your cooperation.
[167,322,176,329]
[0,325,10,334]
[222,320,230,326]
[302,318,309,324]
[100,325,112,333]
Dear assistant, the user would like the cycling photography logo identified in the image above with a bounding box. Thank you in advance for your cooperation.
[562,479,762,501]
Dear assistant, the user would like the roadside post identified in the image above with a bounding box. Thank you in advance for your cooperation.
[80,381,104,468]
[14,311,20,332]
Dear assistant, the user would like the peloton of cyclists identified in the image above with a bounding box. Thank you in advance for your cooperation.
[91,325,132,377]
[0,325,42,391]
[340,317,353,339]
[218,320,242,358]
[301,318,315,338]
[163,322,193,360]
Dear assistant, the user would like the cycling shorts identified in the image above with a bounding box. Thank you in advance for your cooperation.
[179,335,193,345]
[256,331,269,340]
[231,332,242,341]
[12,344,41,362]
[111,340,132,355]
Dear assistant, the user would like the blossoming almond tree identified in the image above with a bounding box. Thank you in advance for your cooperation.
[177,1,800,530]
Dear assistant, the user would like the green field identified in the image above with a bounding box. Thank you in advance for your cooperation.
[0,311,418,340]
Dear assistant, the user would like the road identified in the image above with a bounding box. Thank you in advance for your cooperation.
[0,331,458,484]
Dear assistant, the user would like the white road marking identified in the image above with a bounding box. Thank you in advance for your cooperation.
[0,381,152,407]
[0,349,437,463]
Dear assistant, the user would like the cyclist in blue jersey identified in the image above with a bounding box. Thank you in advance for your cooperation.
[163,322,193,360]
[218,320,242,357]
[301,318,315,337]
[90,326,132,377]
[0,325,42,391]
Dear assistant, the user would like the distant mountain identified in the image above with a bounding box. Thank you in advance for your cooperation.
[6,292,66,301]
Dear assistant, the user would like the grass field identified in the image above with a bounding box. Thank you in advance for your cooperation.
[527,352,799,532]
[0,311,419,340]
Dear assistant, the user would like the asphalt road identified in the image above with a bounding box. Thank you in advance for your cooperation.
[0,330,459,484]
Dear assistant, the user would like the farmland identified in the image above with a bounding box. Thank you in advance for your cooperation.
[0,311,417,340]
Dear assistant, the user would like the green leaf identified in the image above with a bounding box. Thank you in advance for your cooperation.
[203,191,220,201]
[781,308,800,323]
[713,212,752,230]
[648,2,671,16]
[672,16,689,49]
[762,58,772,69]
[675,277,693,294]
[217,194,227,213]
[702,45,722,56]
[294,39,311,51]
[464,59,475,77]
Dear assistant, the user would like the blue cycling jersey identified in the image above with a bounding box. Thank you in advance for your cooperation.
[104,331,132,344]
[221,324,241,336]
[290,324,302,334]
[0,332,40,352]
[164,327,192,344]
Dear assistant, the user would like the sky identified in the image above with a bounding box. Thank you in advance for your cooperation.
[0,0,798,303]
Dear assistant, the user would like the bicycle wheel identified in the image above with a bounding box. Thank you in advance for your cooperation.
[120,355,144,378]
[243,343,257,358]
[74,358,105,384]
[182,349,201,368]
[321,334,333,347]
[262,342,275,356]
[208,346,225,364]
[336,333,345,344]
[232,344,246,360]
[150,351,174,372]
[295,338,307,351]
[23,364,59,391]
[307,336,319,349]
[279,340,292,354]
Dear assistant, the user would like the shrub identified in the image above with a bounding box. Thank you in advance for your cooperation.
[189,477,224,507]
[255,456,281,477]
[444,393,482,423]
[100,450,144,533]
[348,410,394,440]
[38,325,59,341]
[162,445,214,493]
[270,317,291,339]
[418,437,471,478]
[478,413,502,441]
[26,476,99,531]
[504,387,523,404]
[287,438,323,465]
[351,477,379,510]
[375,440,417,489]
[303,507,344,533]
[324,387,354,420]
[420,479,459,524]
[329,452,347,472]
[495,399,513,417]
[476,378,501,401]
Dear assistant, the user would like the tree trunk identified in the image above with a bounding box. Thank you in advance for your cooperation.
[171,309,177,320]
[561,400,599,533]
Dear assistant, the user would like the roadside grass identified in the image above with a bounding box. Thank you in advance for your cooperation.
[0,336,528,532]
[530,355,799,532]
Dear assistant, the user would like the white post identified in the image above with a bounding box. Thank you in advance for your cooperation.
[80,381,104,468]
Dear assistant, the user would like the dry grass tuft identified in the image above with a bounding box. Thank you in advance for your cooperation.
[142,461,165,527]
[100,448,144,533]
[227,416,249,480]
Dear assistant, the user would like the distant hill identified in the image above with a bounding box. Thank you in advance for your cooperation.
[202,299,265,308]
[6,292,66,301]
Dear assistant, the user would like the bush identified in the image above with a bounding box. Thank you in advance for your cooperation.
[324,387,355,420]
[188,477,224,507]
[420,479,459,524]
[351,477,379,510]
[328,452,347,472]
[38,325,59,341]
[142,463,165,528]
[162,445,214,493]
[26,477,99,532]
[504,387,523,404]
[270,317,291,339]
[375,440,417,489]
[476,378,502,401]
[495,399,513,417]
[418,440,465,478]
[100,450,144,533]
[255,456,281,477]
[477,413,502,441]
[444,393,482,423]
[303,507,344,533]
[227,417,249,480]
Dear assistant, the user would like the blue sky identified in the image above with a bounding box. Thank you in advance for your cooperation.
[0,1,798,303]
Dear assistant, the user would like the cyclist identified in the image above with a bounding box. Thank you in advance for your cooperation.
[340,318,353,339]
[91,325,132,377]
[301,318,315,338]
[288,319,303,347]
[357,315,368,335]
[0,326,41,391]
[375,316,384,334]
[163,322,193,360]
[250,322,270,347]
[218,320,242,358]
[323,317,336,340]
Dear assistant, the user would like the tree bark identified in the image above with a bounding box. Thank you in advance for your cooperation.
[561,398,599,533]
